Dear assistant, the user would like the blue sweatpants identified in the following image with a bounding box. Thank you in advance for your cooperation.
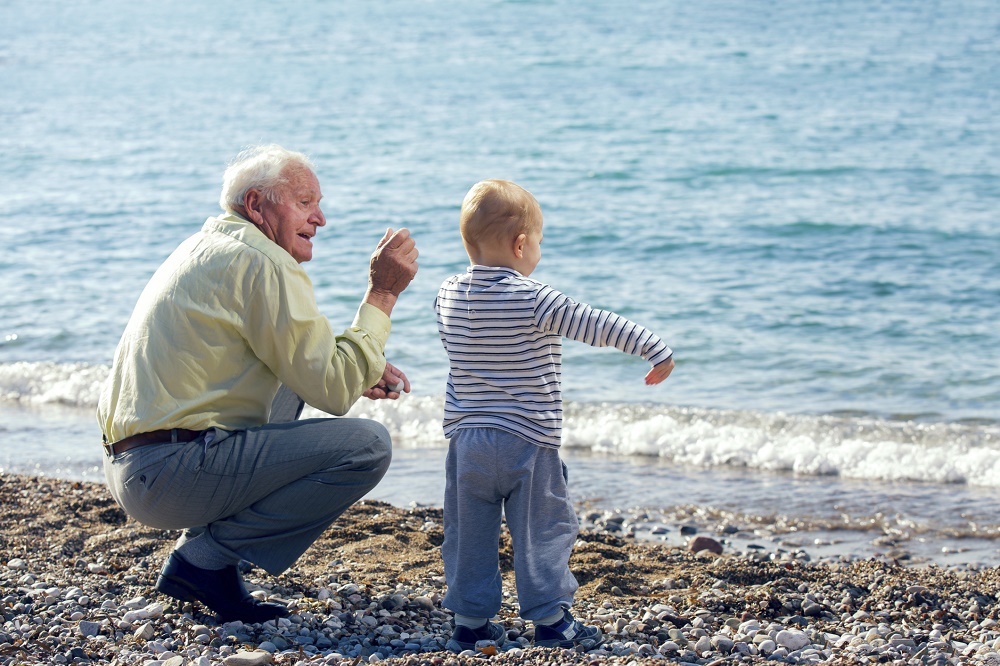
[442,427,579,621]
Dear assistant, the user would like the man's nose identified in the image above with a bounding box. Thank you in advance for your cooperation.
[313,208,326,227]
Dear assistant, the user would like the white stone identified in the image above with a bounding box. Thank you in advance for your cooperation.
[134,623,155,641]
[123,609,150,624]
[144,602,164,618]
[6,558,26,570]
[712,636,735,652]
[123,597,147,610]
[222,650,274,666]
[147,641,168,654]
[776,629,811,650]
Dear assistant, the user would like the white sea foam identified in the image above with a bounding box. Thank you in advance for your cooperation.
[4,361,998,488]
[562,403,1000,487]
[334,391,1000,488]
[0,361,108,408]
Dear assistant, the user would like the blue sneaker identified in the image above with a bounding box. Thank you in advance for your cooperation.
[446,620,507,653]
[534,610,603,648]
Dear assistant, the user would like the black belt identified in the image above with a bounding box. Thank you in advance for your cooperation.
[103,429,205,456]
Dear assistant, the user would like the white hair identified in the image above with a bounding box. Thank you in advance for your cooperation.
[219,144,316,213]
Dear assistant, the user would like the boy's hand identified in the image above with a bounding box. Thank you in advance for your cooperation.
[645,357,675,385]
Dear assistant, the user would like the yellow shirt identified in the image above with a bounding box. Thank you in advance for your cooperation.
[97,212,390,443]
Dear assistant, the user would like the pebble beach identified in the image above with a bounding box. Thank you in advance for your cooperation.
[3,474,1000,666]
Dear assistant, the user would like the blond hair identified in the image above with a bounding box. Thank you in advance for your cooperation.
[460,180,541,252]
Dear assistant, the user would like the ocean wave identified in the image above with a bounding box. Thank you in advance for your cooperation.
[342,396,1000,488]
[0,361,108,408]
[5,361,998,487]
[560,403,1000,487]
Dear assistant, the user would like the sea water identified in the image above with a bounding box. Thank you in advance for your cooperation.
[1,0,998,566]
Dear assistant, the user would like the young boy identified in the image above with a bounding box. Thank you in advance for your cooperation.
[434,179,675,653]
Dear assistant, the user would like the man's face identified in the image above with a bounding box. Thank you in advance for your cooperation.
[257,166,326,263]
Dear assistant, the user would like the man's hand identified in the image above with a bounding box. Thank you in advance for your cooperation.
[365,228,419,316]
[363,362,411,401]
[645,356,675,385]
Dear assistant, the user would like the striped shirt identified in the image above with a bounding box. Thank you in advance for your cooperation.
[435,265,673,448]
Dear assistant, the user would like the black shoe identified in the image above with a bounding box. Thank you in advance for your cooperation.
[155,551,290,623]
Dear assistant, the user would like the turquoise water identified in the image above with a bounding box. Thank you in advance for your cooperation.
[2,0,999,564]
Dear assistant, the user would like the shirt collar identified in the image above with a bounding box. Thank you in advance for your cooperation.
[202,211,296,265]
[467,265,523,280]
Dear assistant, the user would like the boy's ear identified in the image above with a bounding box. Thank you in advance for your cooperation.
[513,233,526,259]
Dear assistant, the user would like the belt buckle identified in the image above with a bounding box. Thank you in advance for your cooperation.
[102,434,113,457]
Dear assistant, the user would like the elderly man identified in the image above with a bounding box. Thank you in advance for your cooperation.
[97,144,418,623]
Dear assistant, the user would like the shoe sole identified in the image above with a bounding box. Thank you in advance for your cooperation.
[445,639,505,653]
[534,636,604,649]
[156,574,199,603]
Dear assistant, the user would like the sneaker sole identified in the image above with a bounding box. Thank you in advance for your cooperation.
[534,636,603,649]
[446,639,504,653]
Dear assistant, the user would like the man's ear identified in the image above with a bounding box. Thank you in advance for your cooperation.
[243,189,265,224]
[513,233,526,259]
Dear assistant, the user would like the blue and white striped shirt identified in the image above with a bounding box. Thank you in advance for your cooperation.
[435,265,673,448]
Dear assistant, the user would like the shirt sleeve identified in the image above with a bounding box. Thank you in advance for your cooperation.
[534,285,673,366]
[244,260,389,416]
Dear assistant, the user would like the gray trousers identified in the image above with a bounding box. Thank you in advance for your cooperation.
[103,387,391,575]
[442,427,579,622]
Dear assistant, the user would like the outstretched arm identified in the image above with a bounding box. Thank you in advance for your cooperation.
[536,286,674,383]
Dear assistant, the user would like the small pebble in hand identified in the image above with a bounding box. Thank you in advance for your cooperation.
[387,381,404,392]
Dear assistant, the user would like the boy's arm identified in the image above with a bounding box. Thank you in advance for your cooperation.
[535,285,674,375]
